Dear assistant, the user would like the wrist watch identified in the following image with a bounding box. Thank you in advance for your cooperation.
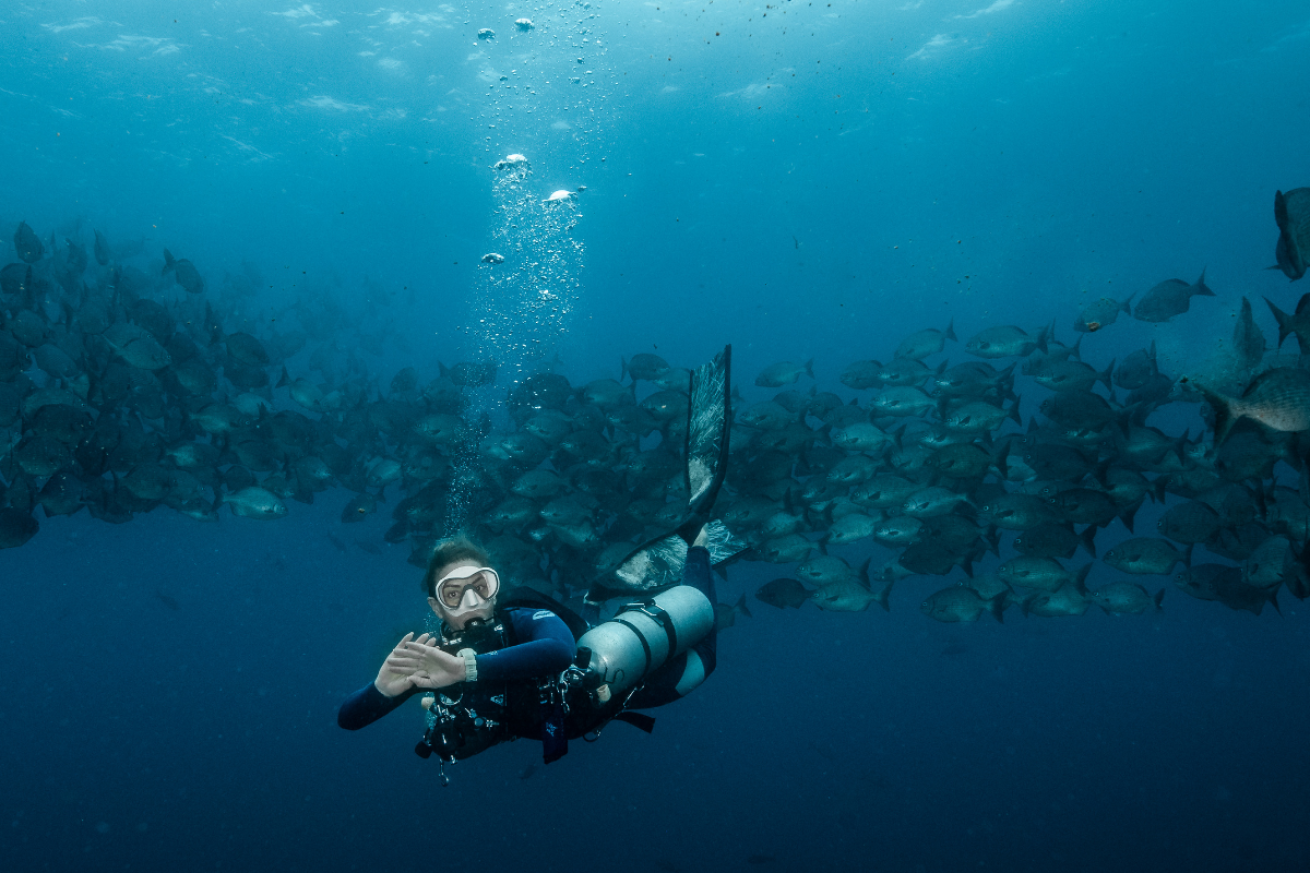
[456,647,478,682]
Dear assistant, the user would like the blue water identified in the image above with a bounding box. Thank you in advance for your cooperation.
[3,1,1310,871]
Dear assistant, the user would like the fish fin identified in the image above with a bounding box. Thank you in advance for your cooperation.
[735,594,753,620]
[1153,588,1165,610]
[1269,588,1282,615]
[1037,320,1052,354]
[1183,542,1194,569]
[1099,359,1115,391]
[161,248,176,274]
[1070,333,1083,361]
[1079,525,1098,558]
[992,442,1010,481]
[944,318,957,343]
[1007,398,1023,425]
[804,358,815,380]
[1194,268,1215,296]
[1275,190,1289,230]
[1118,497,1141,534]
[1121,294,1133,315]
[988,593,1005,623]
[1264,297,1292,349]
[858,557,871,589]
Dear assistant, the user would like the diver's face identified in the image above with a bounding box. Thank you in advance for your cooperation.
[428,560,499,630]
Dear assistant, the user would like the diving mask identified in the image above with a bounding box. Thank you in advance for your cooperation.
[435,565,501,615]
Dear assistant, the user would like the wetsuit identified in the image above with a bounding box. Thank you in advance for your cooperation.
[337,546,717,737]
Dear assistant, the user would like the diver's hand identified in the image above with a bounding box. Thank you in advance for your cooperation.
[374,632,428,697]
[390,636,468,690]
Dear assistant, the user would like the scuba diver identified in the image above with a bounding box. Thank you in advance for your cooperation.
[337,346,735,780]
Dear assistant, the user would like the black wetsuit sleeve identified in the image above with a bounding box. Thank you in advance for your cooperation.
[337,683,417,730]
[677,545,718,675]
[475,610,576,684]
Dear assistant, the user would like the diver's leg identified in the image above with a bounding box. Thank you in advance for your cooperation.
[627,546,717,709]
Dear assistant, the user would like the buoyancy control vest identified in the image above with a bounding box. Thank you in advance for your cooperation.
[414,586,715,779]
[413,608,542,765]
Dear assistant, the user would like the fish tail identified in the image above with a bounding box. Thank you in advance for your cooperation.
[988,593,1005,624]
[1153,588,1165,610]
[1194,268,1215,296]
[735,594,753,620]
[1099,359,1115,391]
[1121,294,1133,315]
[1079,525,1098,559]
[1074,563,1092,594]
[804,358,815,380]
[874,578,893,612]
[1196,383,1238,446]
[1118,496,1141,534]
[944,318,957,343]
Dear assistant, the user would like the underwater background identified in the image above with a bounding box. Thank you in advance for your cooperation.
[3,1,1310,871]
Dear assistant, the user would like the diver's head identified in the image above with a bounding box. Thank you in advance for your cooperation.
[425,536,499,631]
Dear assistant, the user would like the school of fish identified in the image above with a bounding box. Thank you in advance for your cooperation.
[3,185,1310,626]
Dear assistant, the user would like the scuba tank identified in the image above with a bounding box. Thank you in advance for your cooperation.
[574,585,715,699]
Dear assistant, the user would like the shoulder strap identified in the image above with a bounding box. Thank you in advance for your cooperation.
[499,589,590,641]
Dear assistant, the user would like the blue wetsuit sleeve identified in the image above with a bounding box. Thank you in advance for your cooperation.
[338,683,416,730]
[475,610,576,684]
